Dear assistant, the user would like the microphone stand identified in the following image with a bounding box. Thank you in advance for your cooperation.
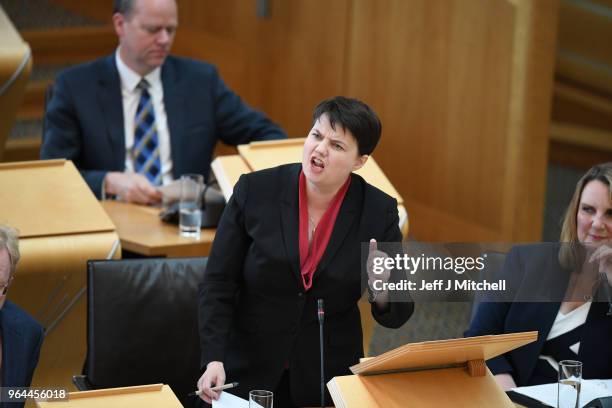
[317,299,325,408]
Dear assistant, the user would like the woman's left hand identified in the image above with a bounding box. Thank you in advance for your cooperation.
[588,244,612,284]
[366,239,393,307]
[367,239,391,286]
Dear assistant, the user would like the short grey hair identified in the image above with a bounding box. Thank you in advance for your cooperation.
[0,225,20,275]
[113,0,136,18]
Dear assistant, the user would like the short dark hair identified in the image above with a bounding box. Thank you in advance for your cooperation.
[113,0,135,17]
[312,96,382,156]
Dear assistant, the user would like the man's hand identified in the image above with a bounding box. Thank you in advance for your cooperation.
[104,172,162,205]
[197,361,226,403]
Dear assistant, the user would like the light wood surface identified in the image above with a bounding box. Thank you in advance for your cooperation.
[101,200,214,257]
[0,160,115,237]
[350,332,537,375]
[210,154,252,201]
[36,384,182,408]
[329,332,537,407]
[328,367,515,408]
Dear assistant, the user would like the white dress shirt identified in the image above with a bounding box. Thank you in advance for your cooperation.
[115,49,173,185]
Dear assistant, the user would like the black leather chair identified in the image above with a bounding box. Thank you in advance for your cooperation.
[76,257,207,408]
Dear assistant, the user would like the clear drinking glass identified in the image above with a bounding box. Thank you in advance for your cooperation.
[179,174,204,238]
[249,390,273,408]
[558,360,582,408]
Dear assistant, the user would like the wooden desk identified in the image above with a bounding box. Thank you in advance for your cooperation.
[36,384,182,408]
[101,201,215,257]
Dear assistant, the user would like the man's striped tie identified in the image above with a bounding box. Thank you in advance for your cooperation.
[132,79,162,185]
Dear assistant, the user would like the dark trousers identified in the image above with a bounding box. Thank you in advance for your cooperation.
[274,370,297,408]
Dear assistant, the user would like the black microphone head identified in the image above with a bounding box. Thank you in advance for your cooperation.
[317,298,325,323]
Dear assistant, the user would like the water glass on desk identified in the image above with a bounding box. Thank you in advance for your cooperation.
[179,174,204,238]
[558,360,582,408]
[249,390,273,408]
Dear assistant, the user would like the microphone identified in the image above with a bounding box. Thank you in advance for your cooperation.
[317,299,325,408]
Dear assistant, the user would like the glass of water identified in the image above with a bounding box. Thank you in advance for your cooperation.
[179,174,204,239]
[558,360,582,408]
[249,390,273,408]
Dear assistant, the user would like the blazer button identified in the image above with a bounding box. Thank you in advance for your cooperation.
[297,292,304,297]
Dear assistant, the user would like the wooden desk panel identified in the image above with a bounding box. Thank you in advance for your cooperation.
[36,384,182,408]
[0,160,115,237]
[101,201,214,257]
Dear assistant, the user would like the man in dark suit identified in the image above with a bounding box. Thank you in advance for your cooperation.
[41,0,286,204]
[0,226,44,407]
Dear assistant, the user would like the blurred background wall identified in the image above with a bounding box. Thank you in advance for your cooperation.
[1,0,611,242]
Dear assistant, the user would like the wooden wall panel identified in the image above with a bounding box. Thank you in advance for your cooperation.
[49,0,110,22]
[47,0,559,242]
[346,0,558,241]
[177,0,349,137]
[557,0,612,94]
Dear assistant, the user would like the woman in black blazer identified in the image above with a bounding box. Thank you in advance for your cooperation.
[466,163,612,389]
[196,97,413,406]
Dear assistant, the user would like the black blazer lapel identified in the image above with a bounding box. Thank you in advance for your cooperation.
[97,55,125,170]
[162,58,186,179]
[519,301,560,382]
[315,174,360,279]
[279,165,302,286]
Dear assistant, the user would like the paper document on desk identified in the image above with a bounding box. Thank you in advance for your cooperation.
[212,391,249,408]
[512,379,612,407]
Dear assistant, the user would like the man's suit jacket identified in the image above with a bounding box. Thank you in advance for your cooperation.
[1,301,44,408]
[466,243,612,386]
[41,54,286,197]
[198,164,413,406]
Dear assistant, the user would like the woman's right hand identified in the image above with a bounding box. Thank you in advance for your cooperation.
[197,361,226,403]
[494,373,517,390]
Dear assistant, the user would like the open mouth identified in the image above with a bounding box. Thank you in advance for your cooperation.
[311,157,325,169]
